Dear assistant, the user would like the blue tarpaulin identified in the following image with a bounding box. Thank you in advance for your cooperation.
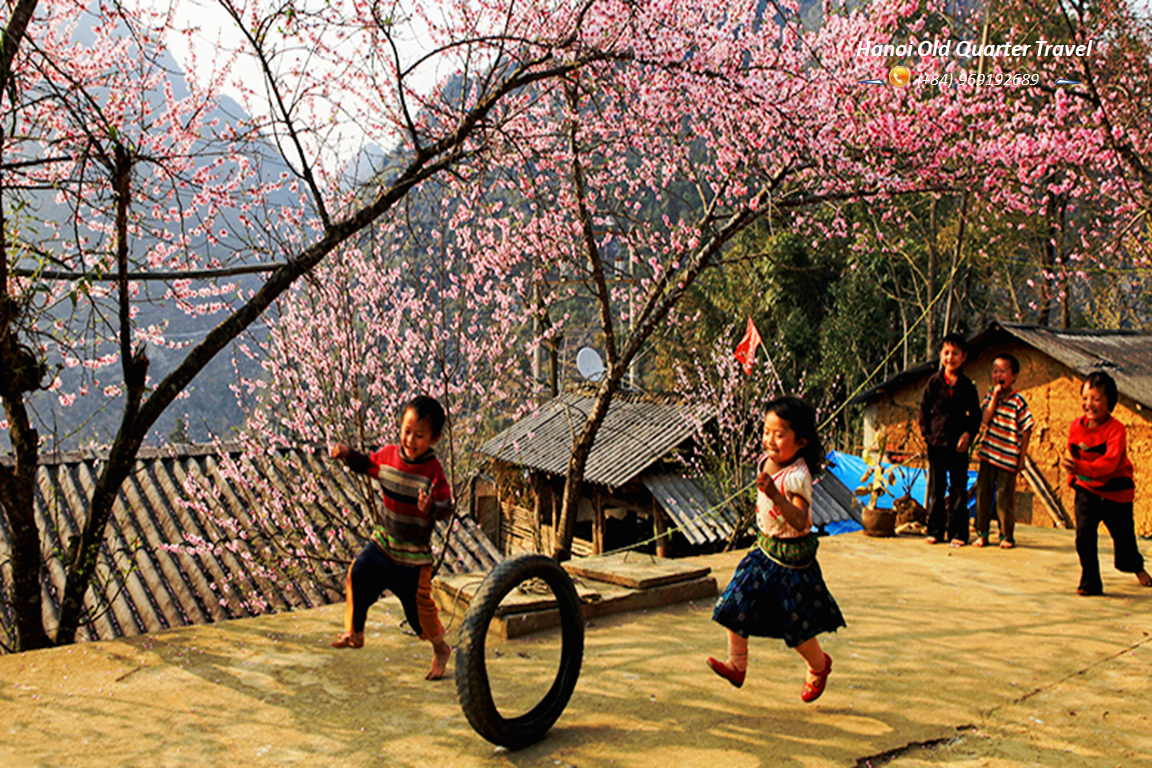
[824,518,864,536]
[825,450,977,512]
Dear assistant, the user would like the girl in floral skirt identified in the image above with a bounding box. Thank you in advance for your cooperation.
[708,396,846,702]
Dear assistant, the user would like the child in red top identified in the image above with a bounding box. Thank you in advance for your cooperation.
[1060,371,1152,596]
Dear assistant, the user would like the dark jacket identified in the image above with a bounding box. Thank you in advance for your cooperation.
[919,369,982,449]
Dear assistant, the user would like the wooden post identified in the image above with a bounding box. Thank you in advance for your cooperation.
[549,480,561,553]
[593,491,605,554]
[653,499,669,558]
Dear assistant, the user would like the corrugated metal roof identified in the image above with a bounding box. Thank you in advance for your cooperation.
[849,322,1152,408]
[0,444,501,650]
[641,468,861,546]
[811,471,863,528]
[478,392,713,488]
[641,473,740,545]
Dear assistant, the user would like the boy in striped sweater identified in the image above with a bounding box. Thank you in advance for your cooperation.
[1060,371,1152,596]
[328,395,454,679]
[974,353,1034,549]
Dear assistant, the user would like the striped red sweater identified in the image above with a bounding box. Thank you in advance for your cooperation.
[345,445,452,566]
[1067,416,1134,503]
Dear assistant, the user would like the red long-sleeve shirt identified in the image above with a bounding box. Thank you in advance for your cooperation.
[1067,416,1135,503]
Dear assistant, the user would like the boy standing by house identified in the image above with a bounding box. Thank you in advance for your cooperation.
[974,353,1034,549]
[1060,371,1152,595]
[919,333,982,547]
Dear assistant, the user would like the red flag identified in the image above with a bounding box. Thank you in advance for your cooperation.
[734,317,761,375]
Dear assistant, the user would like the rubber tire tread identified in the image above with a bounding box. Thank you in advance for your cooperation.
[455,553,584,749]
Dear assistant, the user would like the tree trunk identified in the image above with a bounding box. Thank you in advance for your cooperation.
[1037,191,1064,327]
[0,397,50,650]
[1,0,50,652]
[925,197,939,360]
[56,145,151,644]
[551,379,617,561]
[1057,197,1070,329]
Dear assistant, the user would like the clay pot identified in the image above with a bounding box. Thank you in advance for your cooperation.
[862,506,897,537]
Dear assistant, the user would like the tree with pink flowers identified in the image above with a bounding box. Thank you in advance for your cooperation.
[0,0,632,650]
[6,0,1152,652]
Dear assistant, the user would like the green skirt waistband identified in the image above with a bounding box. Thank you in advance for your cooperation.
[756,533,819,569]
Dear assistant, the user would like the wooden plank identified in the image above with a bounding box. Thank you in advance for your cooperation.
[563,552,711,589]
[432,573,603,618]
[492,575,717,639]
[1022,455,1072,529]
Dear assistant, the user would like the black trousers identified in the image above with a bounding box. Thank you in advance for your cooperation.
[347,543,424,635]
[926,445,971,542]
[1074,488,1145,594]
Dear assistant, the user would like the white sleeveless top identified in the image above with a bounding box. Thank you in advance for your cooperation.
[755,459,813,539]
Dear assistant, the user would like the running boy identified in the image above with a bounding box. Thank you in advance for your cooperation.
[919,333,982,546]
[1060,371,1152,596]
[974,353,1034,549]
[329,395,454,679]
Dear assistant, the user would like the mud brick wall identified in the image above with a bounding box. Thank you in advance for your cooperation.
[863,341,1152,536]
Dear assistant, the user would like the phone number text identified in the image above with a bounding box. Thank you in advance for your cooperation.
[915,72,1041,89]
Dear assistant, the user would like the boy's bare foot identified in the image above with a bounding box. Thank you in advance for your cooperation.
[1137,570,1152,588]
[973,537,987,548]
[426,642,452,680]
[926,536,939,545]
[999,540,1015,549]
[949,539,966,548]
[331,631,364,649]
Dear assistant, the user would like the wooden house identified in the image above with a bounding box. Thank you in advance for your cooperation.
[476,390,857,557]
[849,322,1152,535]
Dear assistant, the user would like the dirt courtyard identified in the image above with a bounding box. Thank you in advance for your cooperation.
[2,525,1151,767]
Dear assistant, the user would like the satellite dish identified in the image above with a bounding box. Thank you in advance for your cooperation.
[576,347,604,382]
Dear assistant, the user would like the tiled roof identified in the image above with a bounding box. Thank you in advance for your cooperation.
[997,323,1152,408]
[849,321,1152,408]
[0,444,501,649]
[477,392,713,488]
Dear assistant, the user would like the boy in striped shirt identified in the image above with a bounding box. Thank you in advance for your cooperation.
[974,353,1034,549]
[328,395,454,680]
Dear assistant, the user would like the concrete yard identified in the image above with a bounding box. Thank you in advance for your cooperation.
[2,525,1150,767]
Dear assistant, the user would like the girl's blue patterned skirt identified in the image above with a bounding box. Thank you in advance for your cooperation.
[712,534,846,648]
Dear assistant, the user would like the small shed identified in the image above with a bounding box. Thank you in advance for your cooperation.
[477,391,857,556]
[0,443,501,650]
[849,321,1152,535]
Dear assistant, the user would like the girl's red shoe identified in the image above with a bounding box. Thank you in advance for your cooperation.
[707,657,745,688]
[801,653,832,702]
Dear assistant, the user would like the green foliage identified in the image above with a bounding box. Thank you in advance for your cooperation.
[854,433,897,509]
